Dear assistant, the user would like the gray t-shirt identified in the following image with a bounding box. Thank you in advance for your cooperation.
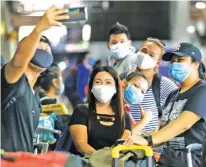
[114,53,137,75]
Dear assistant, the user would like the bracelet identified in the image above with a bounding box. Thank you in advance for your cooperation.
[145,135,153,146]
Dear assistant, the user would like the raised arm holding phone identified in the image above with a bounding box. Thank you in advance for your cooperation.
[1,6,69,153]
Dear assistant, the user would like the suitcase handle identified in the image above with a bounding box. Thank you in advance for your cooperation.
[112,145,153,158]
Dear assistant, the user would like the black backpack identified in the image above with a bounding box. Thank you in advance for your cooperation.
[152,73,163,117]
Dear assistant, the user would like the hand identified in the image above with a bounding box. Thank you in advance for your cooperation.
[140,105,153,123]
[123,135,148,147]
[37,6,69,32]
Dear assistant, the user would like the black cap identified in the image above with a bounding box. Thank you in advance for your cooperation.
[162,42,202,62]
[30,49,53,68]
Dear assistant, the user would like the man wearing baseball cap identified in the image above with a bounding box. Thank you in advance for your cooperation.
[1,6,69,152]
[124,42,206,167]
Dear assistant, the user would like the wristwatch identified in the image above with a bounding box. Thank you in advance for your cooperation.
[144,135,153,146]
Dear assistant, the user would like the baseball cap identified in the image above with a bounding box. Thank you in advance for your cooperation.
[162,42,202,62]
[30,49,53,68]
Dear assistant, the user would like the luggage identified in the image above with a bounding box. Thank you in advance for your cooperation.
[186,143,203,167]
[112,145,154,167]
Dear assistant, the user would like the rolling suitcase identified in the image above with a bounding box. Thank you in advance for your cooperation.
[112,145,153,167]
[186,143,203,167]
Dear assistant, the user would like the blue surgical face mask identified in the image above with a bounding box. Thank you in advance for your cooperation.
[168,62,191,83]
[88,57,96,66]
[124,84,144,105]
[110,43,135,60]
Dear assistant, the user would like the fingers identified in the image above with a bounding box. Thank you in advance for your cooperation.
[55,9,68,15]
[123,136,134,146]
[55,15,70,21]
[52,21,63,26]
[48,5,62,12]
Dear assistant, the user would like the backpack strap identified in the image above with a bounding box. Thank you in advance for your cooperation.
[152,73,162,117]
[1,77,26,110]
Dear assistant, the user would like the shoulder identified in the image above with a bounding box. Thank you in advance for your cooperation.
[69,104,90,126]
[126,53,137,62]
[74,104,90,116]
[1,64,26,86]
[194,81,206,94]
[161,76,178,88]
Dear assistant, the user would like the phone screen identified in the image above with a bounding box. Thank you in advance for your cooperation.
[62,7,88,22]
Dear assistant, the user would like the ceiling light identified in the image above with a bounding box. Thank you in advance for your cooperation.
[186,25,195,34]
[195,2,206,9]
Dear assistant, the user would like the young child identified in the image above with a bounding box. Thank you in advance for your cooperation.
[121,72,152,130]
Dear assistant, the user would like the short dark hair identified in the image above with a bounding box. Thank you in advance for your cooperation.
[191,57,206,80]
[92,60,102,70]
[34,64,61,92]
[126,71,149,85]
[108,22,131,41]
[40,35,51,48]
[87,66,125,136]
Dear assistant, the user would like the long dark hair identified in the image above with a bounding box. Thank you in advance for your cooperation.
[34,64,61,92]
[191,57,206,80]
[87,66,125,130]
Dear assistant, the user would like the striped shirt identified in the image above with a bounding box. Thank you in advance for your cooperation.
[130,76,178,132]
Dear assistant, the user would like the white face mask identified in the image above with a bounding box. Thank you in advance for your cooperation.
[135,52,157,69]
[110,43,135,60]
[91,85,117,104]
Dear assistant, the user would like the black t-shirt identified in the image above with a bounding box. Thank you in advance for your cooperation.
[1,65,41,152]
[69,104,131,151]
[159,80,206,166]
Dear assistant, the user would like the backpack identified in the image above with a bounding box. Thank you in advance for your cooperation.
[152,73,162,117]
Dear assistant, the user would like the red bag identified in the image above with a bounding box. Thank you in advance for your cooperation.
[1,151,68,167]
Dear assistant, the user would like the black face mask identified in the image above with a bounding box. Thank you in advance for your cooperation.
[30,49,53,68]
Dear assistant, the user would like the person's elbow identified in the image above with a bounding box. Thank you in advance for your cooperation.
[73,140,88,153]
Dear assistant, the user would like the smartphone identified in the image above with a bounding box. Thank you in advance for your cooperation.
[62,7,88,23]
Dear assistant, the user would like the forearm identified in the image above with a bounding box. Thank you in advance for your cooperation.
[11,25,43,69]
[75,143,96,155]
[132,119,149,135]
[152,119,190,146]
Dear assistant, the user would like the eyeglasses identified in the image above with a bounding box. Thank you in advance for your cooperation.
[147,37,166,48]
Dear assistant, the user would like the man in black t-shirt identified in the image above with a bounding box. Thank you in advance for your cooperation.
[1,6,69,152]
